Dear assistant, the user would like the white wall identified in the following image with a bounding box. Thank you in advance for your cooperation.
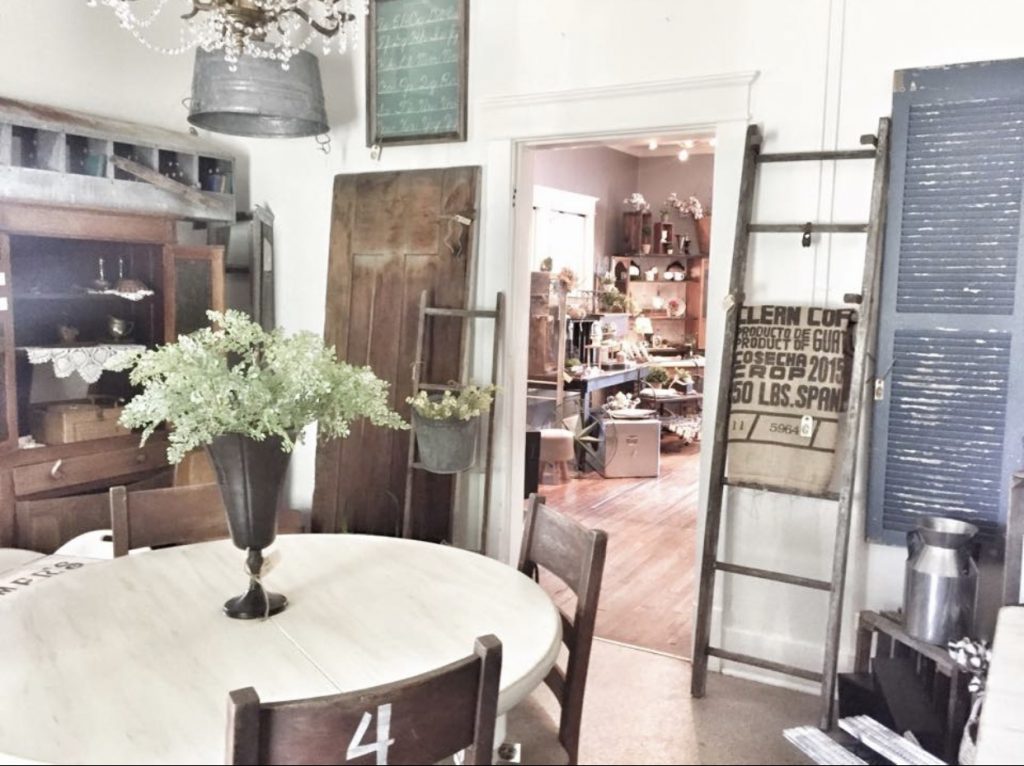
[240,0,1024,688]
[0,0,252,203]
[6,0,1024,689]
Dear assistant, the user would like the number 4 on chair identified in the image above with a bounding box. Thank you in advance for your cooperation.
[346,704,395,764]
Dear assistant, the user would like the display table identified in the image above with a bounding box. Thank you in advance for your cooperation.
[0,534,561,765]
[567,364,650,425]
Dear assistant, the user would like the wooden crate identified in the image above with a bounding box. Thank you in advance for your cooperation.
[30,401,129,445]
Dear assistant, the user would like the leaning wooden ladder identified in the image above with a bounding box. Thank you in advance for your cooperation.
[690,119,892,729]
[402,290,505,554]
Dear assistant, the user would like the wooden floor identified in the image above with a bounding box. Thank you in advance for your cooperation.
[536,440,700,658]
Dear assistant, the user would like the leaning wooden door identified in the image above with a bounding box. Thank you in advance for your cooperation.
[313,167,479,539]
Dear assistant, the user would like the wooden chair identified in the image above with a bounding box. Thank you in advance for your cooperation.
[14,468,174,555]
[226,634,502,766]
[110,482,309,558]
[513,493,607,765]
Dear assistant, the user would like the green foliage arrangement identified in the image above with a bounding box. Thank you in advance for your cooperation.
[407,385,497,421]
[646,366,670,386]
[107,310,407,464]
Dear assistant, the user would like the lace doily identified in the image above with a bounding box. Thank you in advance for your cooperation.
[22,345,145,384]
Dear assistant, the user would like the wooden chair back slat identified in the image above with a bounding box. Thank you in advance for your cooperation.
[14,469,173,553]
[227,635,502,766]
[519,494,607,766]
[110,483,229,557]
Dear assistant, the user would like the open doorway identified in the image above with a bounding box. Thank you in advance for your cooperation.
[522,132,715,658]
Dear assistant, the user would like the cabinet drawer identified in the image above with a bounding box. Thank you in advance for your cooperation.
[13,442,169,497]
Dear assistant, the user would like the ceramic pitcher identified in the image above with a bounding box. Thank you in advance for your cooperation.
[903,516,978,645]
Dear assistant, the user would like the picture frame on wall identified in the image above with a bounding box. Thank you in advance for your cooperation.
[366,0,469,147]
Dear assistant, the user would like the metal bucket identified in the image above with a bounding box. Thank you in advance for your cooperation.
[413,412,480,474]
[903,516,978,644]
[188,48,329,138]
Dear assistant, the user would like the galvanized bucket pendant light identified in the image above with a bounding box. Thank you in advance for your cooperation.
[188,47,329,138]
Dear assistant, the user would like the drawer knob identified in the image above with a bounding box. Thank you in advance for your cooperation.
[49,459,64,480]
[135,453,147,464]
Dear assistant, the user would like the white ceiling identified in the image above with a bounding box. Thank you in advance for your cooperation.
[606,133,716,158]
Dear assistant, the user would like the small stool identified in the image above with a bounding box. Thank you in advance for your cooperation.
[538,428,575,484]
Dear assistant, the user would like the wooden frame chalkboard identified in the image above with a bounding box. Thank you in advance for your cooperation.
[366,0,469,147]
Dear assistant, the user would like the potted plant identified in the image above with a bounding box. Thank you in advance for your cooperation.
[645,366,670,389]
[641,222,653,254]
[107,310,406,619]
[407,385,497,474]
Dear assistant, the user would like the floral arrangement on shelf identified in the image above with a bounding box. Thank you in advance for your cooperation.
[645,366,670,387]
[598,271,631,313]
[622,192,650,212]
[407,385,497,421]
[667,298,682,317]
[106,310,407,464]
[667,193,708,220]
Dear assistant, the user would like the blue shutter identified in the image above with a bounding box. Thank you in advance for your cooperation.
[869,60,1024,544]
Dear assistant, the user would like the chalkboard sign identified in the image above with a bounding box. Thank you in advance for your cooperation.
[366,0,468,146]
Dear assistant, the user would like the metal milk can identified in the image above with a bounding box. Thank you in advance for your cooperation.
[903,516,978,645]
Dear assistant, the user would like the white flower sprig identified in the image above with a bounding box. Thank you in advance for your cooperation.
[408,385,497,422]
[948,637,992,696]
[623,193,650,212]
[668,193,707,220]
[107,310,407,464]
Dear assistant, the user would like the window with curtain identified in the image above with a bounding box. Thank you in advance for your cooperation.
[868,59,1024,544]
[530,185,597,289]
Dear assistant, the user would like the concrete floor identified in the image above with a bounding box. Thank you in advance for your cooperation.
[508,638,816,765]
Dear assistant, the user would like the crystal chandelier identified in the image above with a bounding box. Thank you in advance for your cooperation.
[87,0,368,68]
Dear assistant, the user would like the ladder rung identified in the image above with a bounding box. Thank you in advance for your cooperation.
[715,562,832,591]
[706,647,824,682]
[724,480,840,502]
[418,382,463,392]
[423,307,498,319]
[748,223,869,234]
[757,149,877,163]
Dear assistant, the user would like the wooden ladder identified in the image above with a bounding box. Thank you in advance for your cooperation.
[402,290,505,553]
[690,118,892,729]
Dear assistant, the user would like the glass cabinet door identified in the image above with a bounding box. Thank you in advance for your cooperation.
[162,245,225,340]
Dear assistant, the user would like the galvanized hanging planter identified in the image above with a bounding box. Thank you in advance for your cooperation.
[413,412,480,474]
[188,47,329,138]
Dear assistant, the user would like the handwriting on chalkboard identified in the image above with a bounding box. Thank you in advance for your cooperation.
[368,0,467,144]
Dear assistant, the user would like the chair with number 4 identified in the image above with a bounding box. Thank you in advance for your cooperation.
[226,634,502,765]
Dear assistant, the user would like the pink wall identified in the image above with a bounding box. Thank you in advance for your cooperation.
[637,154,715,253]
[533,146,638,262]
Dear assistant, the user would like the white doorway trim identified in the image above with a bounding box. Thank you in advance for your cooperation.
[473,72,759,565]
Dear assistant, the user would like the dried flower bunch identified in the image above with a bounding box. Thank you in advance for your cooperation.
[557,267,577,292]
[407,385,497,421]
[107,310,407,464]
[623,192,650,212]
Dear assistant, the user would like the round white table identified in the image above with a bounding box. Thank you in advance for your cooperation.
[0,534,561,765]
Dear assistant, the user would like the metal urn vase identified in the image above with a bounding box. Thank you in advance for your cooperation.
[903,516,979,645]
[206,433,291,619]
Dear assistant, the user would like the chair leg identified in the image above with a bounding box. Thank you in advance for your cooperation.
[559,461,571,482]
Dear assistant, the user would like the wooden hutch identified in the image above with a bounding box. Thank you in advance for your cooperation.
[0,99,236,550]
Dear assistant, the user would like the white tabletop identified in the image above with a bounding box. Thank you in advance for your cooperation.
[0,535,562,765]
[976,606,1024,763]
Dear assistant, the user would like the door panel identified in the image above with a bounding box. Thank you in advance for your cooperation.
[314,167,479,539]
[869,60,1024,544]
